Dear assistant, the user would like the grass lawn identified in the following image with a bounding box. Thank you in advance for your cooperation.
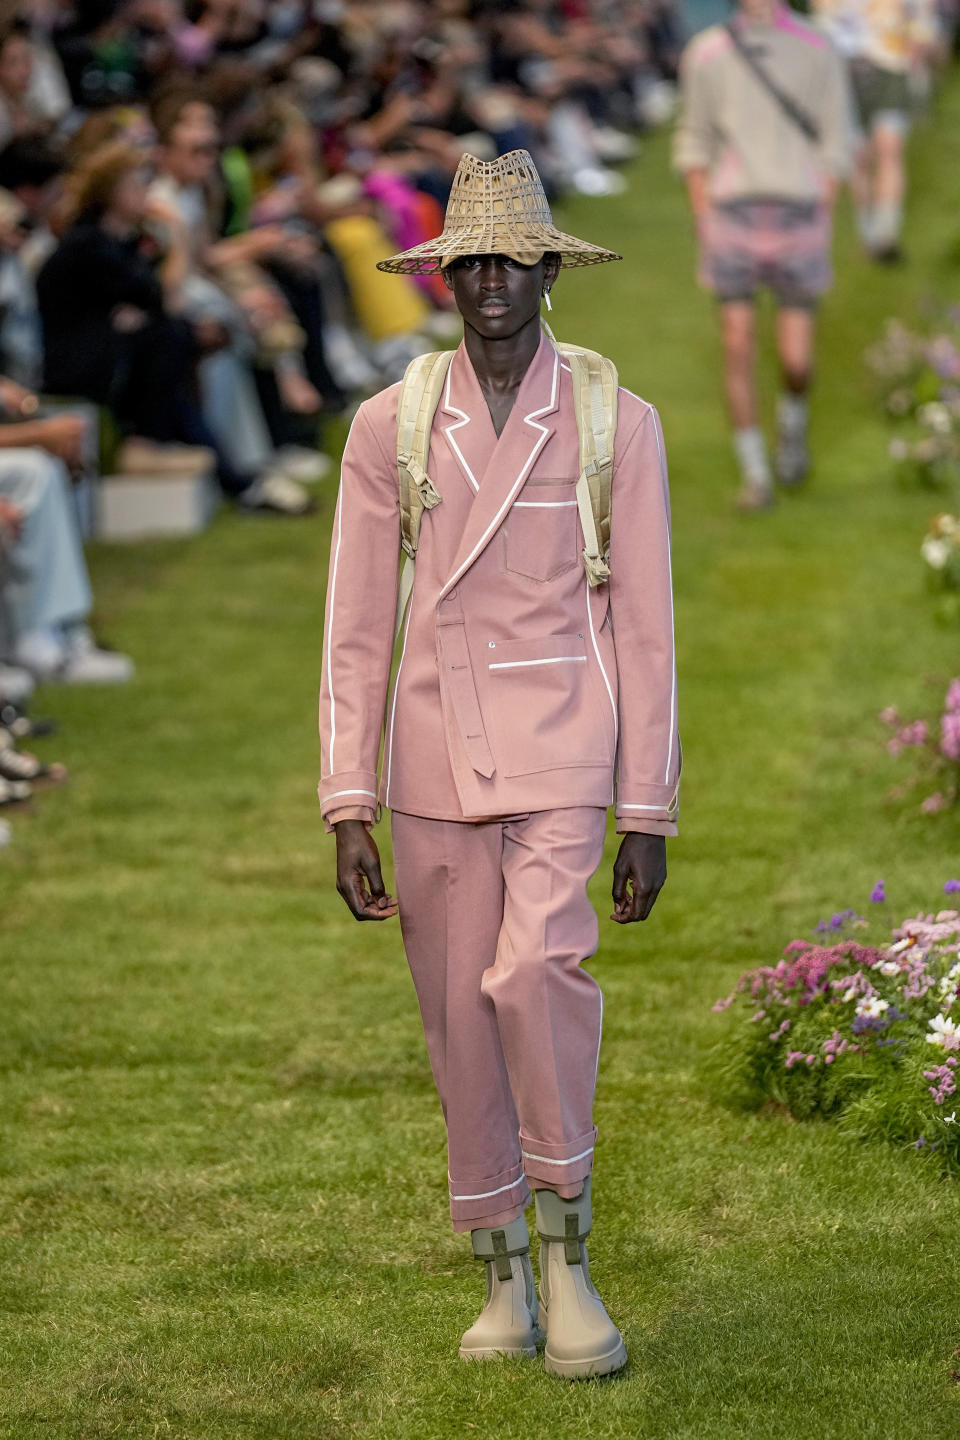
[3,79,960,1440]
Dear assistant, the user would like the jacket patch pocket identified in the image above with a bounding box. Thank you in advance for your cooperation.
[503,483,579,582]
[487,632,611,777]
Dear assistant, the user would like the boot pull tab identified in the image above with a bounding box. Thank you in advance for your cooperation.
[564,1214,581,1266]
[491,1228,514,1283]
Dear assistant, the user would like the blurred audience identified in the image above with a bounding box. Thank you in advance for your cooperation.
[0,0,685,838]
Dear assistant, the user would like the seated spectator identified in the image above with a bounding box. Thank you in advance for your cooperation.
[0,376,133,683]
[36,141,312,513]
[0,17,71,150]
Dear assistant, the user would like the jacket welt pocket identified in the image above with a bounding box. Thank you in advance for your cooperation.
[486,632,611,777]
[503,483,579,582]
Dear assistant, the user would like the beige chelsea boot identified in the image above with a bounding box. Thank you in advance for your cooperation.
[459,1215,544,1361]
[535,1177,627,1380]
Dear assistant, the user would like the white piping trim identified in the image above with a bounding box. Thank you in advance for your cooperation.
[384,599,413,808]
[623,396,677,786]
[323,788,378,804]
[586,579,617,753]
[521,1146,595,1167]
[450,1177,525,1202]
[649,405,677,785]
[489,656,585,671]
[618,802,672,811]
[440,349,559,598]
[513,499,576,508]
[594,990,604,1088]
[325,409,362,771]
[441,361,478,492]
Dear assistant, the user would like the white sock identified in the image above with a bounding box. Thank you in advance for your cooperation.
[856,206,875,247]
[733,426,771,486]
[871,202,903,250]
[777,393,809,438]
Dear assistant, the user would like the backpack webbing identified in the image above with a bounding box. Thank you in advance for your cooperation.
[394,341,618,641]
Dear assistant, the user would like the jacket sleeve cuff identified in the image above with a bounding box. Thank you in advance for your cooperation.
[324,804,377,834]
[318,770,379,819]
[616,816,678,838]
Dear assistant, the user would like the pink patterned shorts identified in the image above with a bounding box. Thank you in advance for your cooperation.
[698,198,833,310]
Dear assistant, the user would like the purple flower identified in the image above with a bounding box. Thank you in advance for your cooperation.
[870,881,886,903]
[946,880,960,895]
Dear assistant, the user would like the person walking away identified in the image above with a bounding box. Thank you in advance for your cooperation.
[673,0,852,509]
[812,0,938,262]
[319,150,680,1379]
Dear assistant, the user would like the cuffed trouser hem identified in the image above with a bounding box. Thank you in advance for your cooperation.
[448,1166,531,1233]
[520,1126,597,1197]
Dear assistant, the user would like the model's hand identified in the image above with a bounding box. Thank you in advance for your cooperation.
[611,833,667,924]
[334,819,399,922]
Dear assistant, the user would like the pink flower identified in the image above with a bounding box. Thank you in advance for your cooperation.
[898,720,928,747]
[888,737,904,757]
[879,706,901,726]
[946,679,960,713]
[941,710,960,761]
[922,793,948,814]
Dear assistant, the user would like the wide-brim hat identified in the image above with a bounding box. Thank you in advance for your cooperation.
[376,148,622,275]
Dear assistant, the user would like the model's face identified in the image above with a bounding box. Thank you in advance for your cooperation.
[443,253,559,340]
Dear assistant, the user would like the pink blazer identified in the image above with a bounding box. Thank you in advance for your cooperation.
[318,332,680,835]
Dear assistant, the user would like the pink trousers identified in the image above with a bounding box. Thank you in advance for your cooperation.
[391,807,608,1233]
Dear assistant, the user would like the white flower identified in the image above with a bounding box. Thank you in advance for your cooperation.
[926,1014,959,1046]
[922,536,950,570]
[880,961,901,977]
[843,986,857,1003]
[943,1112,957,1125]
[920,401,953,434]
[856,996,889,1020]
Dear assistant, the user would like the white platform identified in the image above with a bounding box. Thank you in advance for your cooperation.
[96,469,220,541]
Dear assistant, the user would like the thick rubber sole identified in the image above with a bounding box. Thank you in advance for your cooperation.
[458,1340,539,1362]
[543,1334,628,1380]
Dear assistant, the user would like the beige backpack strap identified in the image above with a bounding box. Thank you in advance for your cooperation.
[394,348,455,642]
[558,342,618,587]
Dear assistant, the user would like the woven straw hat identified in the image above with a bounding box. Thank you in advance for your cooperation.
[376,149,622,275]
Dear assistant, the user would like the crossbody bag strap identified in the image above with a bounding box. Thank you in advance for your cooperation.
[725,22,820,144]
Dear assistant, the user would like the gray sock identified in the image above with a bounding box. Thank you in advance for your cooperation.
[777,393,809,438]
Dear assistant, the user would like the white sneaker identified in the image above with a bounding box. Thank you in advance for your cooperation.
[0,662,36,704]
[15,628,66,680]
[735,477,775,512]
[236,471,314,515]
[59,628,134,685]
[274,447,333,484]
[570,167,627,197]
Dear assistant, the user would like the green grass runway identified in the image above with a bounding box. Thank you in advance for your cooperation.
[3,84,960,1440]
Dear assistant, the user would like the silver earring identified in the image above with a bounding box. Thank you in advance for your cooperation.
[543,288,553,312]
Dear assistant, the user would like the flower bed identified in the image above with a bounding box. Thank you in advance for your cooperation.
[880,678,960,813]
[714,888,960,1174]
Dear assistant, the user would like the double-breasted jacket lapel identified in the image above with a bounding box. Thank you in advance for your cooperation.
[436,334,561,602]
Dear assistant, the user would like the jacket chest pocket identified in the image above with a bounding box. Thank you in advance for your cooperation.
[503,483,579,583]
